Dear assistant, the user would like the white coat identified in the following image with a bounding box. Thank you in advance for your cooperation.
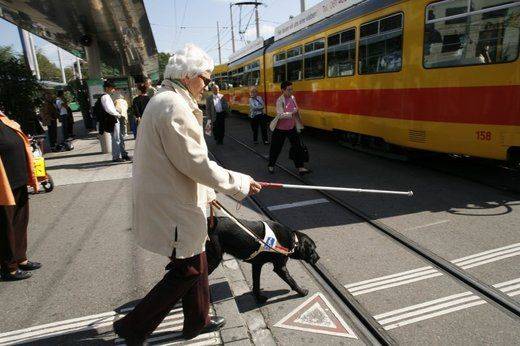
[132,79,251,258]
[269,95,304,132]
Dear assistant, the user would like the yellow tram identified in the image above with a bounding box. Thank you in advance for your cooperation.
[220,0,520,162]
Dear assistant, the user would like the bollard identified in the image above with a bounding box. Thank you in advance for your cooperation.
[98,132,112,153]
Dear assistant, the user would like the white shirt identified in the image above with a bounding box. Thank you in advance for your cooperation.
[101,94,121,117]
[213,94,223,113]
[55,98,68,115]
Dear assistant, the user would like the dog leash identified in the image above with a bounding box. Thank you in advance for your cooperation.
[211,200,296,258]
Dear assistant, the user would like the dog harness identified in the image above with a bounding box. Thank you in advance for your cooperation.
[246,222,297,260]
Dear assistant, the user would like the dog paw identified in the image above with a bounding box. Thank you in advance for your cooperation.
[255,294,268,304]
[296,288,308,297]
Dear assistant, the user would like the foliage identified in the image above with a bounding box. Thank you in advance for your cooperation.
[36,50,62,82]
[0,45,43,134]
[158,52,172,80]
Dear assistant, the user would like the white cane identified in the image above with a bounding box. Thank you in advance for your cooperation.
[259,182,414,197]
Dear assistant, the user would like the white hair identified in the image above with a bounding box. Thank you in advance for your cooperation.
[163,44,214,80]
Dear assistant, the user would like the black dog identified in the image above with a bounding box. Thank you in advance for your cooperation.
[206,216,320,303]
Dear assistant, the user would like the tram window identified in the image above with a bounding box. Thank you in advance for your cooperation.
[287,46,303,81]
[304,39,325,79]
[424,1,520,68]
[249,70,260,86]
[359,13,403,74]
[328,28,356,77]
[273,52,287,83]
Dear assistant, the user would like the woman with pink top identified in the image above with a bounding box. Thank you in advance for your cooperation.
[268,81,311,175]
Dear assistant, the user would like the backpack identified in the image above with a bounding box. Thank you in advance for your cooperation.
[93,94,117,134]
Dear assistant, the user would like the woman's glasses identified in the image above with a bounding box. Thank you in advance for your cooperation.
[199,75,211,86]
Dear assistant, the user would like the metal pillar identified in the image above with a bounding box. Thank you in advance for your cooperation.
[255,4,260,38]
[57,47,66,83]
[27,33,41,80]
[85,38,110,152]
[230,3,236,53]
[76,57,83,80]
[217,21,222,64]
[300,0,306,12]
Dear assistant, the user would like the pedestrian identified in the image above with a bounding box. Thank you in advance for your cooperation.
[0,110,41,281]
[205,84,230,145]
[268,81,311,175]
[131,83,150,138]
[54,90,70,147]
[114,95,129,138]
[98,81,130,162]
[112,43,262,344]
[145,77,158,97]
[40,91,59,151]
[249,87,268,145]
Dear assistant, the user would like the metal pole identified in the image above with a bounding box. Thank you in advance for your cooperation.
[18,28,33,73]
[217,21,222,64]
[76,57,83,80]
[57,47,66,83]
[230,3,236,53]
[28,33,41,80]
[300,0,306,12]
[255,3,260,39]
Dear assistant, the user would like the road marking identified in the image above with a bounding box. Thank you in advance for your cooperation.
[374,277,520,330]
[0,305,220,346]
[274,292,357,338]
[267,198,329,211]
[405,220,449,231]
[345,242,520,295]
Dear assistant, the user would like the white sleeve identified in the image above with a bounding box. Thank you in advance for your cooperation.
[101,95,121,117]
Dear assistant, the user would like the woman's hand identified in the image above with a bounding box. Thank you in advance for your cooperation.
[249,179,262,195]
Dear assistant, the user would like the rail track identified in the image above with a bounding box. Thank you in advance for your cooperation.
[209,131,520,344]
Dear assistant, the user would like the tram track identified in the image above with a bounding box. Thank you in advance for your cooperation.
[213,132,520,329]
[209,151,394,345]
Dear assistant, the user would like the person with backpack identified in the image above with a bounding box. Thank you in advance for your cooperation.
[94,81,130,162]
[54,90,70,148]
[40,91,59,151]
[131,83,150,138]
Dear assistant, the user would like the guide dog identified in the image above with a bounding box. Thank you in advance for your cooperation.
[206,216,320,303]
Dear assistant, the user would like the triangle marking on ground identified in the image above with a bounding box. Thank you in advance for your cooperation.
[274,292,357,339]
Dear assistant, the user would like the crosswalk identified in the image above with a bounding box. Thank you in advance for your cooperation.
[0,305,221,345]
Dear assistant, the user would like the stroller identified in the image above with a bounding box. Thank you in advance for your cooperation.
[30,135,54,193]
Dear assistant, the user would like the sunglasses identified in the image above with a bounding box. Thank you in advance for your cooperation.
[199,75,211,86]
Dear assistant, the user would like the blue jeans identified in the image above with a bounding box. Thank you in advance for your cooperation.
[111,119,128,160]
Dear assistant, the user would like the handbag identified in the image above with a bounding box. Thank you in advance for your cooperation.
[289,135,309,163]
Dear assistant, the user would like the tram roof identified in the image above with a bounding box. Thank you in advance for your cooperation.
[0,0,159,78]
[265,0,401,54]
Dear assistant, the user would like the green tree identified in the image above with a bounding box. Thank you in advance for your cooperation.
[0,45,18,61]
[158,52,171,80]
[0,45,42,134]
[36,50,62,82]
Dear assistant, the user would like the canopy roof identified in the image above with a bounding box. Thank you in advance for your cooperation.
[0,0,159,77]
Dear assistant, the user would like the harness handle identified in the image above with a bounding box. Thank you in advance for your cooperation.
[212,200,295,257]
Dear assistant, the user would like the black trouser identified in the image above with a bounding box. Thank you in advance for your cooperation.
[67,111,74,138]
[268,128,303,168]
[59,114,69,144]
[114,252,210,338]
[47,119,57,148]
[251,114,268,143]
[213,112,226,144]
[0,187,29,273]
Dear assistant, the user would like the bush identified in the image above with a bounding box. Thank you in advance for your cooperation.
[0,47,43,134]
